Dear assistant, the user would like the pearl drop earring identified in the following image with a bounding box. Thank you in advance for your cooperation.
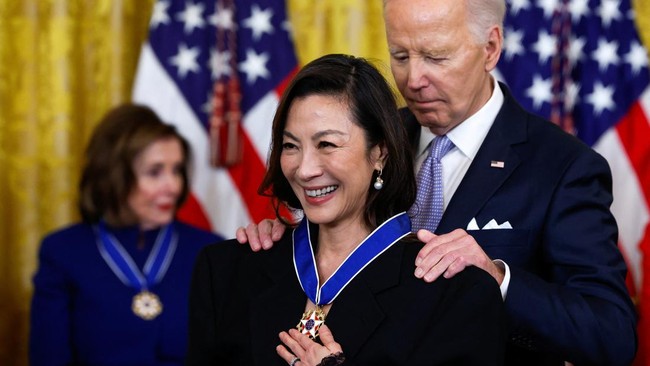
[374,169,384,190]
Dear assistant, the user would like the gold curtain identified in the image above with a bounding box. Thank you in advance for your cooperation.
[0,0,154,364]
[1,1,649,365]
[288,0,393,81]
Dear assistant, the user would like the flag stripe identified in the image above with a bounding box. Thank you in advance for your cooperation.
[226,126,273,222]
[618,98,650,202]
[176,192,212,231]
[616,98,650,301]
[134,1,298,238]
[232,69,299,222]
[134,42,252,234]
[594,130,647,291]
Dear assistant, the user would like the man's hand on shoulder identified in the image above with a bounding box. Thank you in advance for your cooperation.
[235,218,286,251]
[414,229,505,285]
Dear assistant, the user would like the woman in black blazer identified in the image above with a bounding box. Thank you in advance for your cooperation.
[186,54,506,366]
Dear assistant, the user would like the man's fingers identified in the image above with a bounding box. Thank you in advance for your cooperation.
[414,229,452,269]
[415,229,471,265]
[234,223,263,251]
[414,230,494,282]
[236,219,287,251]
[414,230,473,282]
[416,229,437,243]
[413,229,438,267]
[244,223,263,251]
[442,256,472,279]
[417,255,452,283]
[235,227,248,244]
[271,218,286,241]
[257,219,277,250]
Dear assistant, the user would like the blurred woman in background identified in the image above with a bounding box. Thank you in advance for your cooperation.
[30,104,223,366]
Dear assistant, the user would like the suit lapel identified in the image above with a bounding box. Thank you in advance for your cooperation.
[248,235,404,360]
[249,240,306,363]
[324,244,403,358]
[437,85,528,233]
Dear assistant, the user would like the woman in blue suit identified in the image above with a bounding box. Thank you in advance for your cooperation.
[29,104,222,366]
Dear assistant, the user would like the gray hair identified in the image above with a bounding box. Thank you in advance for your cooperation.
[382,0,506,45]
[466,0,506,44]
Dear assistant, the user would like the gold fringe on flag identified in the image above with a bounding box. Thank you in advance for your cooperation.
[210,0,242,167]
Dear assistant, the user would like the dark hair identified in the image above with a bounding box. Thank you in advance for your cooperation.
[259,54,416,229]
[78,104,191,226]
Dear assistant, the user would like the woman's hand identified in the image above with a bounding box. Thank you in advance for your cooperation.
[276,324,343,366]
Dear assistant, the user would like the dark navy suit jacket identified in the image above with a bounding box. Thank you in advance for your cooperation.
[187,234,507,366]
[402,83,637,365]
[30,220,222,366]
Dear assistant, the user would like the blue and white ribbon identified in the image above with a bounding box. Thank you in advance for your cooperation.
[293,212,411,305]
[95,221,178,291]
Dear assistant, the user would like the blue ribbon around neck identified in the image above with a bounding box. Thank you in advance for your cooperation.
[95,221,178,291]
[293,212,411,305]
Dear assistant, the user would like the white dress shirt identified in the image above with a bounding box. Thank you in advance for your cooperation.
[413,79,511,299]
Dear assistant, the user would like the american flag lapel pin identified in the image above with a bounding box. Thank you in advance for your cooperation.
[490,160,505,168]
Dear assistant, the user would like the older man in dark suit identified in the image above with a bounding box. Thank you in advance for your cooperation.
[238,0,637,364]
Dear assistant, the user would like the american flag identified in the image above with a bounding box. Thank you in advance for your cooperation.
[132,0,298,237]
[496,0,650,363]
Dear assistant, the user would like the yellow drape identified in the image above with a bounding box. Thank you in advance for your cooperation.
[1,1,649,365]
[0,1,154,364]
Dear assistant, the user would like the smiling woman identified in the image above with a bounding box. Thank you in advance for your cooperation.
[186,54,507,366]
[279,94,383,231]
[127,138,185,230]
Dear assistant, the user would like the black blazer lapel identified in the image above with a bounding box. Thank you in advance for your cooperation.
[323,243,404,358]
[437,84,527,233]
[249,242,306,364]
[247,236,405,361]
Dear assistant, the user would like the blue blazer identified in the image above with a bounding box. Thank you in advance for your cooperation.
[29,220,222,366]
[402,83,637,365]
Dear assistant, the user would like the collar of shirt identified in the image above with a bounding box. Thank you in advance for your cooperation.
[414,78,506,212]
[416,79,505,162]
[411,80,511,298]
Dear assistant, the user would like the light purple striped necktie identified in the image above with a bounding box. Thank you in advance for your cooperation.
[409,135,454,232]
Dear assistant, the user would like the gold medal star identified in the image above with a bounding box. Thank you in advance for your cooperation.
[297,307,326,339]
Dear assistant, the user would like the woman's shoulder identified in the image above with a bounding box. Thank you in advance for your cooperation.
[394,235,423,262]
[200,232,292,259]
[41,222,94,246]
[37,222,97,261]
[199,238,243,257]
[196,232,294,276]
[394,237,500,294]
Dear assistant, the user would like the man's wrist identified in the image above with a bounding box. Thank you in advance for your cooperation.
[492,259,506,284]
[492,259,511,300]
